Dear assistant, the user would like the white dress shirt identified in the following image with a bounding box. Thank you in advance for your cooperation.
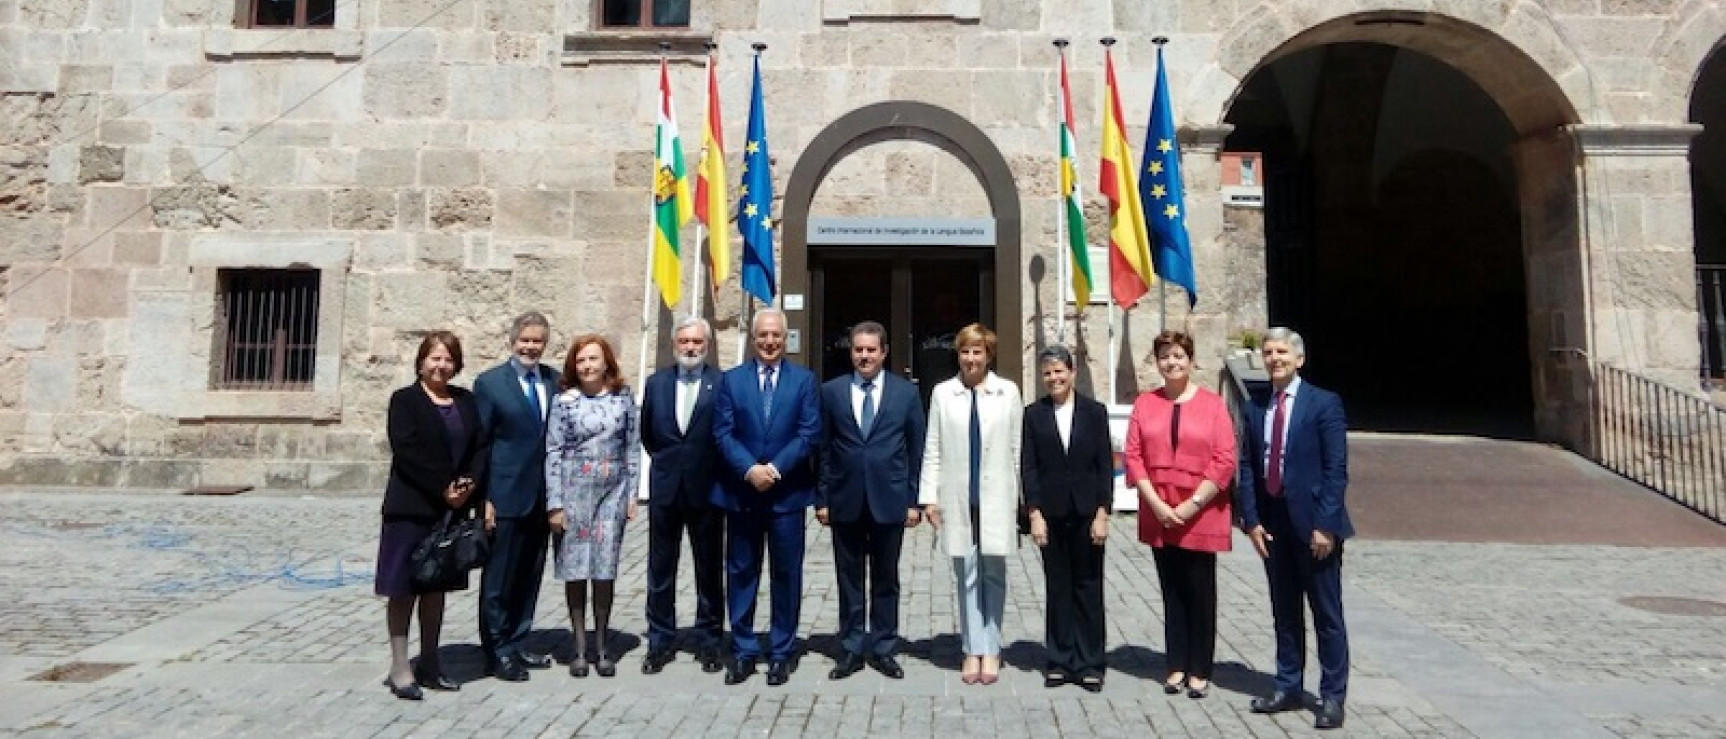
[515,360,547,421]
[1053,395,1075,452]
[850,371,882,426]
[1263,375,1303,477]
[674,367,701,433]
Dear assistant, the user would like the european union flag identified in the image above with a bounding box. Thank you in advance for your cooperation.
[1138,44,1197,308]
[737,55,776,306]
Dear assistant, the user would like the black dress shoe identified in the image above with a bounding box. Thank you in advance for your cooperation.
[383,678,423,701]
[765,660,791,686]
[1315,698,1346,730]
[492,658,529,683]
[642,649,674,675]
[414,666,461,691]
[829,651,865,680]
[698,648,725,674]
[1250,690,1303,714]
[518,652,553,670]
[1079,676,1104,693]
[868,654,905,680]
[724,657,757,685]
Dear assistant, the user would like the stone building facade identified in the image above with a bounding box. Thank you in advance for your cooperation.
[1,0,1721,490]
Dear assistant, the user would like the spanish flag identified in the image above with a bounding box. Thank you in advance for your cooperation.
[1099,47,1153,308]
[694,53,730,290]
[652,59,693,309]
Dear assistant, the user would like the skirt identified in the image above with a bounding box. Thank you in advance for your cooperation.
[375,514,468,597]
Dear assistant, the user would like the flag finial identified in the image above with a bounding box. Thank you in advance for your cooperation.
[1100,37,1116,47]
[705,41,718,53]
[659,41,672,53]
[1053,38,1069,50]
[752,42,767,54]
[1152,36,1169,47]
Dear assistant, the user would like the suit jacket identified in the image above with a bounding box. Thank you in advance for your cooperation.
[1021,393,1114,520]
[640,362,723,509]
[383,383,488,519]
[473,361,559,518]
[918,372,1023,556]
[710,358,822,513]
[816,372,926,524]
[1236,377,1354,542]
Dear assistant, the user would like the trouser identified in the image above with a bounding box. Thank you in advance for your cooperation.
[1151,545,1217,678]
[644,500,726,653]
[1042,514,1106,677]
[952,546,1007,656]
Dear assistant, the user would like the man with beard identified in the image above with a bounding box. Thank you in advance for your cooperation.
[638,316,727,674]
[473,312,559,682]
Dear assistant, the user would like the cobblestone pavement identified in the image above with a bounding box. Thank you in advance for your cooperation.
[2,485,1724,738]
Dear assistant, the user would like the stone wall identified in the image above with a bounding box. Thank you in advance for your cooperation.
[0,0,1718,488]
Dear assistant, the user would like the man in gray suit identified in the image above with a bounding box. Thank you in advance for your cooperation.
[474,312,559,682]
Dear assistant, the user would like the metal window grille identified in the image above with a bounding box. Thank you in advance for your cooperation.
[216,269,320,391]
[1700,265,1726,383]
[241,0,336,28]
[598,0,690,28]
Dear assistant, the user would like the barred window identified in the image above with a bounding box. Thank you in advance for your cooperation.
[215,269,320,391]
[599,0,690,28]
[239,0,336,28]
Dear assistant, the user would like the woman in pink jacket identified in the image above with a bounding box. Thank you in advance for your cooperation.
[1124,330,1237,700]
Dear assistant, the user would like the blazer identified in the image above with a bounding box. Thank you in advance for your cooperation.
[1236,377,1354,542]
[1021,392,1114,520]
[816,372,926,524]
[1123,386,1236,551]
[382,383,488,519]
[639,362,723,509]
[473,360,559,518]
[919,372,1023,557]
[710,358,822,513]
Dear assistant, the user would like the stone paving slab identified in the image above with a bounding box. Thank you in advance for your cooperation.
[0,486,1723,737]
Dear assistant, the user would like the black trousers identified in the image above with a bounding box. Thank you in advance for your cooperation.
[1042,515,1106,678]
[831,518,905,657]
[478,514,549,662]
[1152,545,1218,679]
[645,500,726,653]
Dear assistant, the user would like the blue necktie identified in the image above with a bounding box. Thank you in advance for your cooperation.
[524,371,542,426]
[761,365,776,420]
[859,378,876,437]
[968,387,981,511]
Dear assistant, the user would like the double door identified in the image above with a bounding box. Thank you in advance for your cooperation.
[809,247,994,409]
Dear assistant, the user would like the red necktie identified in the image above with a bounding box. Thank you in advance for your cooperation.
[1266,391,1287,496]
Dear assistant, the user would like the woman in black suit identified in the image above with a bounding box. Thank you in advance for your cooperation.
[376,330,488,700]
[1021,345,1115,692]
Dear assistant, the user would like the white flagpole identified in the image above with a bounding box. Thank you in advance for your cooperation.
[1107,304,1119,405]
[692,223,706,319]
[638,43,673,390]
[1054,39,1070,346]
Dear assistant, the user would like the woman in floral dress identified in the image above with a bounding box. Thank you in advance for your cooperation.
[545,334,639,678]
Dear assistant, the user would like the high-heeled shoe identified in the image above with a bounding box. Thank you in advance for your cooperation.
[1080,676,1104,693]
[595,652,616,678]
[978,656,1000,685]
[569,655,590,678]
[414,666,459,691]
[383,677,423,701]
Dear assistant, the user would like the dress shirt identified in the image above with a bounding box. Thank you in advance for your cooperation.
[515,359,547,422]
[1053,395,1075,452]
[675,367,701,433]
[850,371,882,426]
[758,361,780,393]
[1263,375,1302,483]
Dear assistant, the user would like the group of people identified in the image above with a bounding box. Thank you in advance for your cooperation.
[375,309,1355,730]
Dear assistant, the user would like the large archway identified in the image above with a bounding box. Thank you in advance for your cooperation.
[1219,13,1583,438]
[780,101,1023,384]
[1692,42,1726,388]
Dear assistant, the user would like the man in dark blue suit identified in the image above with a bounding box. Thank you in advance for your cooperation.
[638,316,726,675]
[1236,327,1354,731]
[473,312,559,682]
[815,321,925,680]
[711,307,821,687]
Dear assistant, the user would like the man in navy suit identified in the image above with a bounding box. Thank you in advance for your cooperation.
[1236,327,1354,730]
[815,321,925,680]
[638,316,726,675]
[711,307,821,687]
[473,311,559,682]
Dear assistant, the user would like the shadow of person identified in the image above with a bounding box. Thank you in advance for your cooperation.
[428,642,491,684]
[899,634,964,671]
[1106,644,1276,695]
[999,639,1045,673]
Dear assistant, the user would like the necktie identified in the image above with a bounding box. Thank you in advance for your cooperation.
[859,379,876,437]
[677,372,697,433]
[1266,391,1287,496]
[968,388,981,512]
[524,371,543,427]
[761,364,776,420]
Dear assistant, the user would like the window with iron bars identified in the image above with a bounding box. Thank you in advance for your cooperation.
[238,0,337,28]
[597,0,690,28]
[215,268,320,391]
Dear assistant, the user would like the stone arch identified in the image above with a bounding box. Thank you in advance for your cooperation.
[1652,1,1726,118]
[1193,2,1591,133]
[780,100,1023,381]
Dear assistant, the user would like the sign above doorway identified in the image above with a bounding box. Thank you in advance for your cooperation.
[807,217,995,246]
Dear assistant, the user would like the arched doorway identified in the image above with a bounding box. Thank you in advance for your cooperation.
[1221,14,1582,438]
[780,101,1023,395]
[1692,43,1726,389]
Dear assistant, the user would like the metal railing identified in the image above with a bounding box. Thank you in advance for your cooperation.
[1591,362,1726,524]
[1701,265,1726,382]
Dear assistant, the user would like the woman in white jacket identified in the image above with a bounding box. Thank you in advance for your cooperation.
[920,323,1022,685]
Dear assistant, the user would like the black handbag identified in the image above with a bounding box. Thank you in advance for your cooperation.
[410,510,490,592]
